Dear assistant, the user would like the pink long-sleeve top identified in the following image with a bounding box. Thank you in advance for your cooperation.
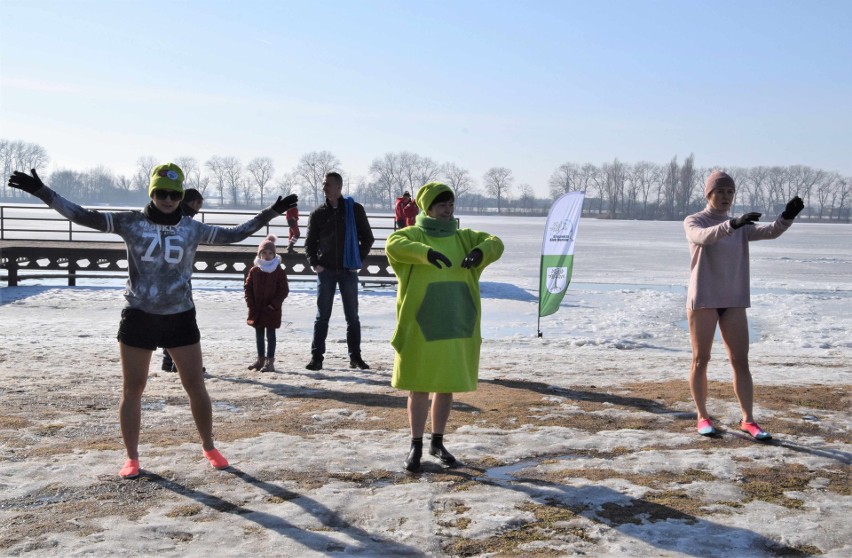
[684,207,793,309]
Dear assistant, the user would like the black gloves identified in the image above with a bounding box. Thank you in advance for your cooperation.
[461,248,483,269]
[730,212,761,229]
[427,249,452,269]
[271,194,298,214]
[782,196,805,219]
[8,169,45,194]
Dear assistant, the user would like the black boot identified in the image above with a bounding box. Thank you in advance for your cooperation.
[349,356,370,370]
[404,438,423,472]
[429,434,456,465]
[305,357,323,371]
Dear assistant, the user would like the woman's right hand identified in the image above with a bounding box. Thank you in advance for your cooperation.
[8,169,45,194]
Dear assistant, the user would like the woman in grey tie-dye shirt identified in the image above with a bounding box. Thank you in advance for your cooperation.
[7,163,298,479]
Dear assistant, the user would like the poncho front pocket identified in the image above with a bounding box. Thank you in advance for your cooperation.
[416,281,477,341]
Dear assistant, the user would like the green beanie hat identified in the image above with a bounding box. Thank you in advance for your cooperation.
[416,181,453,211]
[148,163,185,199]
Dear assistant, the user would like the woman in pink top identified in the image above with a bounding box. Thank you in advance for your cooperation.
[684,170,804,440]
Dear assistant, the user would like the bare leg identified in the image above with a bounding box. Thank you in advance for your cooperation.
[118,343,153,460]
[408,392,430,438]
[718,308,754,423]
[168,343,216,451]
[430,393,454,434]
[688,309,719,421]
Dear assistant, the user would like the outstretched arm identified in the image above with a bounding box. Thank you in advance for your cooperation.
[200,195,298,245]
[8,169,110,232]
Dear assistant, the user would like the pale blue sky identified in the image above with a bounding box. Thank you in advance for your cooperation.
[2,0,850,196]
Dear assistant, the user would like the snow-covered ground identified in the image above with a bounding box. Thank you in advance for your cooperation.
[1,216,850,557]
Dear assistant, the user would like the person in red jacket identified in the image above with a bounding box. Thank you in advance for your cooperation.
[245,234,290,372]
[394,191,414,229]
[402,195,419,226]
[285,206,300,252]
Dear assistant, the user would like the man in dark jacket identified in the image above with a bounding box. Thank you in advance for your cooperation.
[304,172,375,370]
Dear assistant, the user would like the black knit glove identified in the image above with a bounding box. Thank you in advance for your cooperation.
[461,248,483,269]
[782,196,805,219]
[8,169,45,194]
[270,194,298,214]
[427,249,452,269]
[730,212,761,229]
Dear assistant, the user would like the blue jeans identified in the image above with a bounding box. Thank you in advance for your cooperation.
[311,269,361,359]
[255,327,277,358]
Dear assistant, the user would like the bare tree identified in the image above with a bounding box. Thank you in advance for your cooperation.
[174,156,199,190]
[295,151,341,207]
[246,157,275,206]
[517,184,536,213]
[788,165,825,219]
[410,154,442,192]
[115,174,134,192]
[600,158,628,218]
[442,162,475,206]
[275,171,298,197]
[676,153,696,216]
[205,156,228,205]
[631,161,661,218]
[369,152,404,209]
[134,155,158,194]
[483,167,513,214]
[548,162,582,198]
[1,140,49,198]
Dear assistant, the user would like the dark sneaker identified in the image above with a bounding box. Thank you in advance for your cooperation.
[305,358,323,371]
[349,357,370,370]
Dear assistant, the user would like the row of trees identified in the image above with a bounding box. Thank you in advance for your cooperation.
[2,139,850,220]
[548,155,851,220]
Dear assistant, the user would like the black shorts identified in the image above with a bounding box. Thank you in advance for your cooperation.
[117,307,201,350]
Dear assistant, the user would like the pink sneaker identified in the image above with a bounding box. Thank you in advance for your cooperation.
[740,421,772,441]
[696,418,716,436]
[119,459,140,479]
[203,448,229,469]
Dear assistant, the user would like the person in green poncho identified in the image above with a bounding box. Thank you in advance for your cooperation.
[386,182,504,472]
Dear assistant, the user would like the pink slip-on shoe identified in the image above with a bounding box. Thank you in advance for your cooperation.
[696,418,717,436]
[203,448,229,469]
[740,421,772,441]
[119,459,140,479]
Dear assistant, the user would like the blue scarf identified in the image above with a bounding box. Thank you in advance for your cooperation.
[343,196,362,270]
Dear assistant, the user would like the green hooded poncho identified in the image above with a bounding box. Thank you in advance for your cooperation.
[386,213,504,393]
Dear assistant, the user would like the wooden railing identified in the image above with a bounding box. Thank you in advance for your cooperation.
[0,204,398,286]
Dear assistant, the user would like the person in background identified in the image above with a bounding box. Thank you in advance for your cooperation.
[245,234,290,373]
[684,170,804,440]
[162,187,206,372]
[394,191,414,230]
[180,188,204,217]
[304,171,375,371]
[285,205,300,252]
[403,193,419,227]
[385,182,504,472]
[7,164,297,478]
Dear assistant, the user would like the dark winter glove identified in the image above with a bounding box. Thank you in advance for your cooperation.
[782,196,805,219]
[271,193,298,214]
[730,212,761,229]
[460,248,483,269]
[426,249,452,269]
[8,169,45,194]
